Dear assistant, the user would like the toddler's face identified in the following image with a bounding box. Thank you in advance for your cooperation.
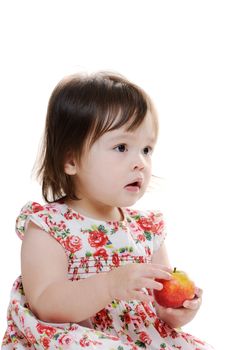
[72,111,156,212]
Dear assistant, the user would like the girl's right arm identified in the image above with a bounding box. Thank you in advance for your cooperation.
[21,222,171,323]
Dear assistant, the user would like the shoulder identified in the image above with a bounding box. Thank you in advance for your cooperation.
[126,208,167,254]
[16,200,65,239]
[17,201,63,218]
[125,207,167,253]
[20,200,63,214]
[125,207,165,233]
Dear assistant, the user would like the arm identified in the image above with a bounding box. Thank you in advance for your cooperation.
[152,243,202,328]
[152,241,172,268]
[22,222,172,323]
[21,221,113,323]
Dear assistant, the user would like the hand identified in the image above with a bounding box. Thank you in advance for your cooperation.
[154,287,203,328]
[107,263,172,303]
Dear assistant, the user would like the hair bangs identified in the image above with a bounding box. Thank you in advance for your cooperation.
[89,80,149,145]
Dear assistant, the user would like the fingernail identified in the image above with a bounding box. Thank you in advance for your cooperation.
[158,283,163,290]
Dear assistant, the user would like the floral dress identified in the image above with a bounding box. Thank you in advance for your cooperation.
[2,201,214,350]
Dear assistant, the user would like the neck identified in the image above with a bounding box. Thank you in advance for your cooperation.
[65,199,124,221]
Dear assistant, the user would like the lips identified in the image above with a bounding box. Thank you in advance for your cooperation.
[127,181,141,188]
[124,178,143,192]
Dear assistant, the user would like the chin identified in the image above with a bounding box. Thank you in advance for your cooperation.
[119,195,143,208]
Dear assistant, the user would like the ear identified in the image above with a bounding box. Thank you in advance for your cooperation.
[64,152,78,175]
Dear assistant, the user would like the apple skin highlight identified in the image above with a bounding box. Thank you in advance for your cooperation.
[154,268,196,309]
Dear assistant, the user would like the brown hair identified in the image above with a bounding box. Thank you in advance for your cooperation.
[36,71,159,202]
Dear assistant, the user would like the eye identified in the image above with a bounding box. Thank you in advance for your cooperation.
[143,146,152,155]
[114,144,128,152]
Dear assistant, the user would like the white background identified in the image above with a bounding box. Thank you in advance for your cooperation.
[0,1,232,349]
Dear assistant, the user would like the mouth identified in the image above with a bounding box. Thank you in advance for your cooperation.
[124,179,143,192]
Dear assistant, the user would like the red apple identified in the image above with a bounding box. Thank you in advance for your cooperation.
[153,267,196,308]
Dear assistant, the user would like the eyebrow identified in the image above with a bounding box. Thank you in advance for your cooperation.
[107,132,156,144]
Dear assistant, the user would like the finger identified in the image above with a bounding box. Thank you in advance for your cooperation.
[145,267,172,280]
[183,297,201,310]
[153,270,172,280]
[141,267,172,281]
[151,264,173,273]
[130,290,153,303]
[166,307,174,314]
[195,287,203,297]
[139,278,164,291]
[162,307,184,317]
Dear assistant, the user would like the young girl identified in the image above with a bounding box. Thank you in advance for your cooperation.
[2,72,214,349]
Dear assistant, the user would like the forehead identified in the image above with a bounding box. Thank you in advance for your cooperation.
[102,111,157,143]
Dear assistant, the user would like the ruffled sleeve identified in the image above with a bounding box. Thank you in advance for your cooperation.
[15,201,57,239]
[148,210,167,253]
[128,208,167,254]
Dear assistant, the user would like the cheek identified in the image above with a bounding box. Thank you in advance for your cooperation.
[146,160,153,174]
[144,164,153,183]
[87,167,112,187]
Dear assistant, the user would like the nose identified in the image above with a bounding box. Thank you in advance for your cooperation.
[131,153,145,171]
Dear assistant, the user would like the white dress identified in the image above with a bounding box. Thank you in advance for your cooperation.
[2,201,215,350]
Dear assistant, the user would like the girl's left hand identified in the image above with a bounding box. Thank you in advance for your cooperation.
[154,287,203,329]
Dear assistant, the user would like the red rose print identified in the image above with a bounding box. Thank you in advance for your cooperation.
[145,246,151,256]
[41,336,50,348]
[36,324,56,338]
[151,220,164,235]
[135,305,147,321]
[154,318,168,338]
[181,333,190,342]
[58,334,74,346]
[93,248,109,261]
[94,260,103,272]
[127,209,138,216]
[57,220,66,230]
[137,216,164,235]
[108,335,120,341]
[12,300,19,315]
[170,330,180,339]
[137,217,153,231]
[124,312,131,324]
[31,202,44,213]
[19,315,25,328]
[25,327,36,344]
[137,234,146,242]
[93,309,113,330]
[63,236,82,253]
[139,331,152,345]
[88,230,108,248]
[80,336,90,347]
[142,302,156,318]
[126,334,134,343]
[107,221,120,231]
[131,315,142,329]
[112,252,120,267]
[137,256,145,263]
[193,338,205,345]
[64,210,84,221]
[69,325,79,331]
[13,279,21,291]
[130,346,138,350]
[64,211,73,220]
